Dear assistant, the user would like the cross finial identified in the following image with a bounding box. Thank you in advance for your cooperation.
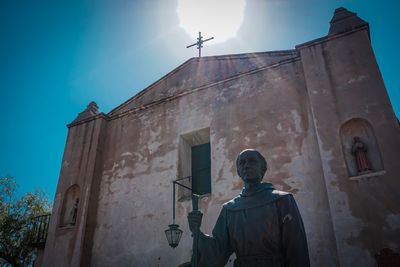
[186,32,214,57]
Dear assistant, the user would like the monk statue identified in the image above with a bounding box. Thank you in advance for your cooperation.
[188,149,310,266]
[351,136,372,174]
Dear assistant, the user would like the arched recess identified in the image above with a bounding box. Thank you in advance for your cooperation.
[340,118,384,177]
[60,184,80,227]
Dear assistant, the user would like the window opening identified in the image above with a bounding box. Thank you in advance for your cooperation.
[177,128,211,200]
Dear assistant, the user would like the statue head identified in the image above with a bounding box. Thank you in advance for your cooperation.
[236,149,267,185]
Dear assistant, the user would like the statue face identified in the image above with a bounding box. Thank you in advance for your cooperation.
[237,150,265,185]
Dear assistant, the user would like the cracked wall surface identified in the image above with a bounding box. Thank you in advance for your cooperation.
[299,28,400,266]
[87,58,338,267]
[42,25,400,267]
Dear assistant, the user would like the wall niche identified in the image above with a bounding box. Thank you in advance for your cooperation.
[340,118,384,177]
[60,184,80,227]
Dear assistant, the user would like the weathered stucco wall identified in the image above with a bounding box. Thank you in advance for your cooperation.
[110,50,298,115]
[299,27,400,266]
[88,58,338,266]
[42,12,400,267]
[42,117,106,267]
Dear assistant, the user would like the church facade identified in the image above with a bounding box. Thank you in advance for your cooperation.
[40,8,400,267]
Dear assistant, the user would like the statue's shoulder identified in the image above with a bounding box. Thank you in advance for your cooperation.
[222,189,292,211]
[268,190,292,203]
[271,190,294,203]
[271,189,291,197]
[222,195,242,209]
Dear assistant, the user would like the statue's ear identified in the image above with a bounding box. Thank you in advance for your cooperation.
[236,167,241,179]
[236,156,241,178]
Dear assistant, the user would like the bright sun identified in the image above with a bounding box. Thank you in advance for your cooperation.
[177,0,246,44]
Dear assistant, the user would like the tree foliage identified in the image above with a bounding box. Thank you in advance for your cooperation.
[0,176,51,267]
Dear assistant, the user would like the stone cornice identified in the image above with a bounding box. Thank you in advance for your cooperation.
[67,113,109,128]
[108,56,301,121]
[295,24,369,49]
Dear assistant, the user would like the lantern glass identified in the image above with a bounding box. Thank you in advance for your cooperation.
[165,224,183,248]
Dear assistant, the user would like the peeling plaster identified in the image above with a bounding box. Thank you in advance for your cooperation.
[62,161,70,168]
[291,110,302,133]
[319,145,374,265]
[347,75,368,84]
[46,33,400,267]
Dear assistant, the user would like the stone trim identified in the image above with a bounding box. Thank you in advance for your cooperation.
[295,24,369,49]
[108,50,298,116]
[108,57,301,121]
[67,113,109,128]
[349,170,386,181]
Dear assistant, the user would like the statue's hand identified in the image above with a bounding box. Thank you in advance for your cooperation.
[187,210,203,233]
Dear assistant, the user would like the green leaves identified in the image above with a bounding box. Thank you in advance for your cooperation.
[0,176,51,267]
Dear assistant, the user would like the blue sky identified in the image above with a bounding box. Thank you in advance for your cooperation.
[1,0,399,201]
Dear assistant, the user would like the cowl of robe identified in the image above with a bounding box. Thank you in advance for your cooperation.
[196,183,310,267]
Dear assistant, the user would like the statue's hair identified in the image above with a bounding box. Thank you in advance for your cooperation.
[236,149,267,177]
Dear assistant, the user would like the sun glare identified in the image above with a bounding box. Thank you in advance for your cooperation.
[177,0,246,44]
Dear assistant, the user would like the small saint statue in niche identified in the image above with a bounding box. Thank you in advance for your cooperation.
[351,136,373,174]
[69,198,79,225]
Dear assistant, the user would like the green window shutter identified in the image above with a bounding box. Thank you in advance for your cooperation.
[191,143,211,195]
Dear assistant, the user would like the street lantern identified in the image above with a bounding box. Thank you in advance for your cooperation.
[164,176,191,248]
[164,224,183,248]
[165,176,200,267]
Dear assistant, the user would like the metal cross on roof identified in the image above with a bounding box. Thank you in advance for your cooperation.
[186,32,214,58]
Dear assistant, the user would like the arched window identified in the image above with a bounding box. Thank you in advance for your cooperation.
[60,184,80,227]
[340,118,383,177]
